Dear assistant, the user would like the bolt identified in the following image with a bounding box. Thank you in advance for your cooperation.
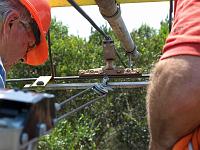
[36,81,44,85]
[90,70,94,73]
[117,70,121,73]
[126,69,131,72]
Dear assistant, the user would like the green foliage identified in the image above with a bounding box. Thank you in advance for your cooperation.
[131,24,163,72]
[7,18,169,149]
[38,114,99,150]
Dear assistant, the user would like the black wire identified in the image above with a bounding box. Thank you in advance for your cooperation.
[47,30,56,78]
[169,0,173,32]
[66,0,110,40]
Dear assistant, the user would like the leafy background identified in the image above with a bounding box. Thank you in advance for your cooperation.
[7,17,169,150]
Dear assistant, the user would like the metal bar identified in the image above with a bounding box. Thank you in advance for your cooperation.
[59,87,92,108]
[55,94,106,122]
[6,76,80,82]
[95,0,139,57]
[6,74,150,83]
[31,76,52,87]
[50,0,169,7]
[24,81,148,90]
[108,81,148,88]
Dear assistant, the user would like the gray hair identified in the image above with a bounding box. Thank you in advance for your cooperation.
[0,0,31,23]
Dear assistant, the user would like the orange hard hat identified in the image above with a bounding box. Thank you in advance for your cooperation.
[20,0,51,66]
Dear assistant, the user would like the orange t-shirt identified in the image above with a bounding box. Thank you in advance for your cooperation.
[160,0,200,60]
[173,127,200,150]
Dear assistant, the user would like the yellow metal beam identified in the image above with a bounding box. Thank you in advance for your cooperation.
[50,0,167,7]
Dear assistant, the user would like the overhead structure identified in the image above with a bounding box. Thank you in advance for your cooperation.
[49,0,167,7]
[95,0,139,58]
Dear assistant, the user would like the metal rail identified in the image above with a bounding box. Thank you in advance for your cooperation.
[24,81,148,90]
[6,74,150,83]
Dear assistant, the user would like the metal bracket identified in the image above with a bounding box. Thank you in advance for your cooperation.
[54,77,112,122]
[24,76,52,88]
[78,37,141,78]
[79,67,142,78]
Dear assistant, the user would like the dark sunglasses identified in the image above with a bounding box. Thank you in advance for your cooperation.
[30,19,40,45]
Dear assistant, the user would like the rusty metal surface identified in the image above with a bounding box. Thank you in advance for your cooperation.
[95,0,117,17]
[79,67,142,77]
[103,39,116,60]
[103,39,116,70]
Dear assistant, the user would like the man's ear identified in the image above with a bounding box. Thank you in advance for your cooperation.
[2,10,20,34]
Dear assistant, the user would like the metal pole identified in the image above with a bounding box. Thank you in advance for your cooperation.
[47,30,56,78]
[24,81,148,90]
[6,74,150,83]
[95,0,139,58]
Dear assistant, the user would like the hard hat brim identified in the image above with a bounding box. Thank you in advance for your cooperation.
[25,35,48,65]
[20,0,50,66]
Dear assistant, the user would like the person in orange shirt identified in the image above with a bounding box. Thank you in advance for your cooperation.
[147,0,200,149]
[0,0,51,88]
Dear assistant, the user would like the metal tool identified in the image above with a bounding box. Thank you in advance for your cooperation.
[0,89,55,150]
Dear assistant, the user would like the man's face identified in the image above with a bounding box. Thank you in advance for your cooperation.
[0,13,36,70]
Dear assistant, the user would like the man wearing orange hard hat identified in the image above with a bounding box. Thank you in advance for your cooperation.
[0,0,51,88]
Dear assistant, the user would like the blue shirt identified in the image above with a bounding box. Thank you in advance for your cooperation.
[0,59,6,88]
